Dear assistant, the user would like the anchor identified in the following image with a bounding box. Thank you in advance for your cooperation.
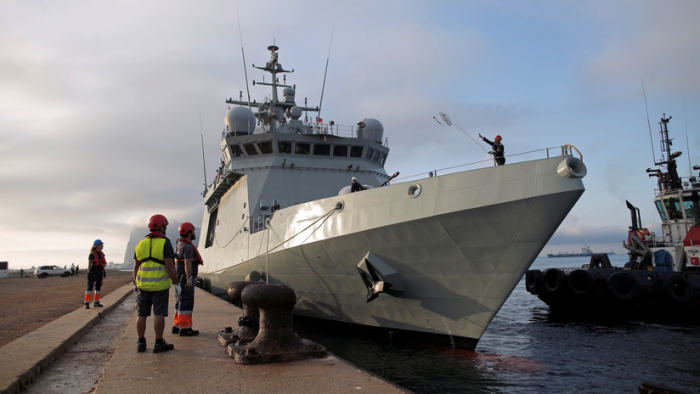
[356,252,405,302]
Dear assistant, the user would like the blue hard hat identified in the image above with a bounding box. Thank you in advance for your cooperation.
[274,200,277,203]
[429,172,433,175]
[93,239,104,246]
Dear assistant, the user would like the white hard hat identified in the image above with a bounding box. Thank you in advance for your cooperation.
[352,177,357,181]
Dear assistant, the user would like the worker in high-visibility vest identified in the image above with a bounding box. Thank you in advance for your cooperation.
[133,214,180,353]
[171,222,203,336]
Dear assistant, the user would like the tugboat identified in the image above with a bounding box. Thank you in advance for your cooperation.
[197,45,588,349]
[526,114,700,316]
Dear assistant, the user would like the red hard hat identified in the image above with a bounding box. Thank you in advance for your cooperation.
[148,214,169,230]
[178,222,195,235]
[495,135,502,140]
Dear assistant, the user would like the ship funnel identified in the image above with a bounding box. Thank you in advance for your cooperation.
[626,200,640,230]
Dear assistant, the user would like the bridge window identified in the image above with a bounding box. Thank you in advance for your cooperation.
[259,141,273,154]
[243,143,258,155]
[365,147,375,160]
[314,143,331,156]
[295,142,310,155]
[664,198,682,220]
[231,144,244,157]
[333,145,348,157]
[683,200,694,220]
[655,201,667,220]
[279,141,292,154]
[350,146,363,158]
[372,150,381,162]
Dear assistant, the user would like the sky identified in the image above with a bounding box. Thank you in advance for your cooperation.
[1,0,699,269]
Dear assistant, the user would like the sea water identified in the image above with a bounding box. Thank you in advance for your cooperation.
[297,255,700,393]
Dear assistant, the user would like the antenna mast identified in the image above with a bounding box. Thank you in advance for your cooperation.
[642,78,656,164]
[317,28,334,122]
[199,110,208,197]
[237,11,252,109]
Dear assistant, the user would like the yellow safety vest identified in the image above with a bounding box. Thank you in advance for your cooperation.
[135,237,172,291]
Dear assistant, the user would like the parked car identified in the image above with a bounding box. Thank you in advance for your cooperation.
[34,265,72,278]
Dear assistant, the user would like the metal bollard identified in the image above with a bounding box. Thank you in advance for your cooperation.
[218,281,263,346]
[227,283,327,364]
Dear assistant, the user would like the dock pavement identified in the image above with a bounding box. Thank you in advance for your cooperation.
[0,284,409,394]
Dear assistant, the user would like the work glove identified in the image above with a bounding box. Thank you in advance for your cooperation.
[185,276,194,290]
[173,284,182,298]
[133,281,139,294]
[103,271,107,278]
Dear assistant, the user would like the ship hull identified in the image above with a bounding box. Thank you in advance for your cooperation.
[200,156,585,349]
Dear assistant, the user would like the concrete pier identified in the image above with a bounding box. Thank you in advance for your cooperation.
[0,285,409,394]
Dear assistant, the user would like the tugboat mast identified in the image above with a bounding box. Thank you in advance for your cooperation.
[647,114,683,191]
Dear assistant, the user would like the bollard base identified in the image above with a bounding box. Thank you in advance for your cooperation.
[227,339,327,365]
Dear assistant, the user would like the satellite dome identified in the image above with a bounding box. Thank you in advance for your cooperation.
[283,87,296,103]
[356,118,384,143]
[289,106,302,120]
[225,107,256,136]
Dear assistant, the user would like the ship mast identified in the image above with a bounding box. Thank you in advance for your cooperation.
[647,114,683,191]
[226,45,319,133]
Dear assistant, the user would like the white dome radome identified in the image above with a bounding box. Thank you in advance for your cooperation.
[356,118,384,143]
[225,107,256,135]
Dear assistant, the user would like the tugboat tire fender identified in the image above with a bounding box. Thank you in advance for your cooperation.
[525,270,544,294]
[606,272,640,302]
[543,269,566,293]
[568,270,595,297]
[662,275,693,304]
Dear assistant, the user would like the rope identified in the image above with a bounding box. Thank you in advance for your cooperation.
[214,216,249,249]
[265,207,337,254]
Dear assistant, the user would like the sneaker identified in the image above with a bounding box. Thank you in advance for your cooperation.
[84,303,90,309]
[153,340,174,353]
[94,302,103,308]
[137,341,146,353]
[179,328,200,337]
[171,326,180,334]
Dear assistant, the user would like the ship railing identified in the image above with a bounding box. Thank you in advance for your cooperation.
[394,144,584,183]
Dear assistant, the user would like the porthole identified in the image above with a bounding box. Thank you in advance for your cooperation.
[335,200,345,212]
[408,184,422,198]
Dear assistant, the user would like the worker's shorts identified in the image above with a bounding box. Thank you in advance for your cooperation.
[137,289,169,317]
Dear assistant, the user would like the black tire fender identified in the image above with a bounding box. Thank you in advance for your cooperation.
[662,274,693,304]
[568,269,595,297]
[543,269,566,293]
[606,272,640,302]
[525,270,544,294]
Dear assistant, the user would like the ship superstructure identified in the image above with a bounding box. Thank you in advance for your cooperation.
[198,45,587,349]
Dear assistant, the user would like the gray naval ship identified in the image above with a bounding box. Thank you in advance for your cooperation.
[197,45,587,349]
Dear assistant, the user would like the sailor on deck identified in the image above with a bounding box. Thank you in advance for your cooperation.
[479,134,505,166]
[351,177,364,193]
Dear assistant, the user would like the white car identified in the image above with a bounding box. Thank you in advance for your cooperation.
[34,265,72,278]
